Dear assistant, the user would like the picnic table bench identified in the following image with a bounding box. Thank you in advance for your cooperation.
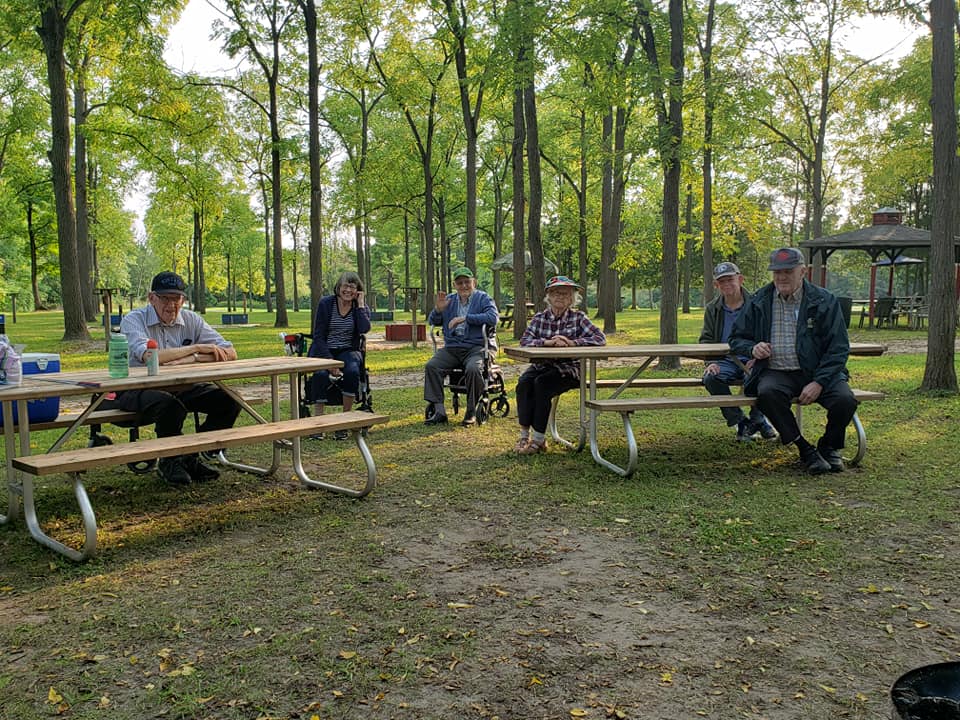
[586,388,884,477]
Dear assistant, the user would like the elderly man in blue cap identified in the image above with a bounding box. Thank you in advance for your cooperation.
[699,260,776,442]
[730,248,857,474]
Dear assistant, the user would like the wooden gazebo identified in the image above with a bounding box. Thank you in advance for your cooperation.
[799,208,960,324]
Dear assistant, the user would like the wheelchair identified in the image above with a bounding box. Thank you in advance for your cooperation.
[282,332,373,422]
[425,324,509,425]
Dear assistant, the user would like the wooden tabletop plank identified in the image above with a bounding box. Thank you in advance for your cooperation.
[505,342,886,361]
[0,356,340,402]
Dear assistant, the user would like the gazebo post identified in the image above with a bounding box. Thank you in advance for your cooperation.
[868,266,878,326]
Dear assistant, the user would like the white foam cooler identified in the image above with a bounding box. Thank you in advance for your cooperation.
[0,352,61,425]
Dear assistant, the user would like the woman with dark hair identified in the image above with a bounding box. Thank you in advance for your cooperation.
[307,271,371,438]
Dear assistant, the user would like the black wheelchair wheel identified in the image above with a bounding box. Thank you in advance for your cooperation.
[490,396,510,418]
[475,402,489,425]
[425,403,436,421]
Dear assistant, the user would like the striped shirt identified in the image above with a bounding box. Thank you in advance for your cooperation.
[326,308,355,350]
[770,286,802,370]
[520,308,606,379]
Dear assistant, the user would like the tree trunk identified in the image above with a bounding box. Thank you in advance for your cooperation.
[921,0,958,392]
[578,90,589,307]
[511,82,526,340]
[302,0,324,325]
[270,75,288,327]
[73,70,96,322]
[37,1,90,342]
[524,77,546,303]
[444,0,480,271]
[262,183,273,313]
[682,185,692,313]
[699,0,716,305]
[655,0,684,370]
[599,109,617,332]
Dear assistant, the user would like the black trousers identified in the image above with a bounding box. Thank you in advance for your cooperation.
[106,383,241,438]
[755,369,858,449]
[515,365,579,434]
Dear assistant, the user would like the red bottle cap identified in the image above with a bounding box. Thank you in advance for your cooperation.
[146,339,158,348]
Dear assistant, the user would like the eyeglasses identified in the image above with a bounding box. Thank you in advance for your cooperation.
[155,294,184,304]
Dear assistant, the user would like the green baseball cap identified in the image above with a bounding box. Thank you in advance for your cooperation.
[453,266,474,279]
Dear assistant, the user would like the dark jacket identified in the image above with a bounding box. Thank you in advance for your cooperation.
[307,294,371,358]
[427,289,498,349]
[729,279,850,396]
[699,287,752,362]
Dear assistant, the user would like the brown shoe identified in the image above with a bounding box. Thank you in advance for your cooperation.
[518,438,547,455]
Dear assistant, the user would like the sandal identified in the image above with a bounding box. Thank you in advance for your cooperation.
[518,439,547,455]
[514,437,530,453]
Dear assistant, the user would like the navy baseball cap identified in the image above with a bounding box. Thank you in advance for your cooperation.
[768,247,805,271]
[712,261,741,280]
[151,271,187,296]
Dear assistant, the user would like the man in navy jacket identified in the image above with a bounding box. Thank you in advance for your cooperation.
[423,267,499,426]
[729,248,856,474]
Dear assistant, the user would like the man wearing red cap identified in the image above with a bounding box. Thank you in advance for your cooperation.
[730,248,856,474]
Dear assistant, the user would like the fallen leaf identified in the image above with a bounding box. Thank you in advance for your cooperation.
[48,687,64,704]
[819,684,836,694]
[913,620,931,629]
[528,676,543,686]
[570,710,588,718]
[338,650,357,659]
[447,602,474,609]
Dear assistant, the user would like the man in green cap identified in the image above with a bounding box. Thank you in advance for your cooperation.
[424,266,499,426]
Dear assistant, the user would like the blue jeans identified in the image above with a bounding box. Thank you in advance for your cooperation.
[702,359,766,427]
[312,348,362,403]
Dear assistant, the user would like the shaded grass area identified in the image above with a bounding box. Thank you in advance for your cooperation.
[2,329,958,717]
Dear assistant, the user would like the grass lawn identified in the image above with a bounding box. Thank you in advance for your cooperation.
[0,308,957,719]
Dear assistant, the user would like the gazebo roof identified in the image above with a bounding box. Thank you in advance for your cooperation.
[799,224,938,262]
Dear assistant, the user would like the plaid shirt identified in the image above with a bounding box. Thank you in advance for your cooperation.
[520,308,605,379]
[770,286,802,370]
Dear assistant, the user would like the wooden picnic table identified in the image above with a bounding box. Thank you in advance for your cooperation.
[504,342,886,476]
[0,356,387,560]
